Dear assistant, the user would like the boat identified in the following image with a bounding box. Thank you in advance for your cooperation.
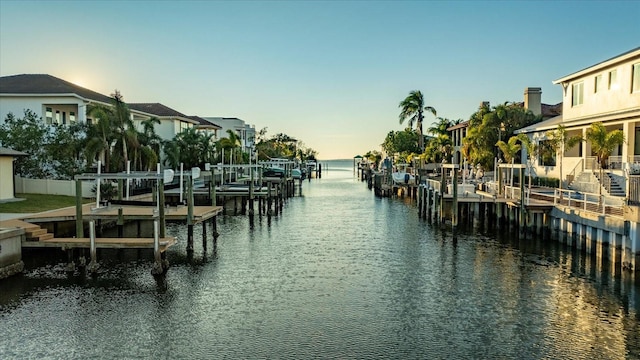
[392,171,415,185]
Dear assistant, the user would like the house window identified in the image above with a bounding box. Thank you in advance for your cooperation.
[45,107,53,124]
[538,140,556,167]
[572,82,584,106]
[69,112,76,123]
[633,63,640,93]
[609,69,618,90]
[594,74,602,93]
[55,110,61,125]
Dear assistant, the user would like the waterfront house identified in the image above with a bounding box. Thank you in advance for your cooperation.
[0,74,113,125]
[190,115,222,141]
[128,103,200,142]
[515,47,640,198]
[204,117,256,154]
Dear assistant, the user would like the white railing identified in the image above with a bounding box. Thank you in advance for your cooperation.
[608,155,623,170]
[425,179,441,192]
[530,187,626,218]
[585,156,598,171]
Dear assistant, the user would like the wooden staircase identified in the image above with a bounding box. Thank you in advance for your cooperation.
[0,219,54,242]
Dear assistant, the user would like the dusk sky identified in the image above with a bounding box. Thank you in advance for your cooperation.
[1,1,639,159]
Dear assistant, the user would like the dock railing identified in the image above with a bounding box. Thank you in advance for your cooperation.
[502,185,626,218]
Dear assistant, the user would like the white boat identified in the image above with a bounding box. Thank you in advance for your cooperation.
[392,172,415,185]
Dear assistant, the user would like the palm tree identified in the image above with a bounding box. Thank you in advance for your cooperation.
[586,122,625,169]
[85,104,114,172]
[110,90,136,172]
[217,129,243,163]
[496,136,522,186]
[517,133,538,195]
[428,117,452,137]
[545,125,583,190]
[399,90,437,151]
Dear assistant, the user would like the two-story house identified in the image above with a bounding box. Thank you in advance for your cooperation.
[516,47,640,195]
[0,74,113,125]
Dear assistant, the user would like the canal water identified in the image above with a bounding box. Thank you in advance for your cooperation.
[1,160,639,359]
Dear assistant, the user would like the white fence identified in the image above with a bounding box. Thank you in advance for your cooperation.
[14,176,95,198]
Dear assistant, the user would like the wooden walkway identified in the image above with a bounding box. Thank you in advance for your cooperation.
[14,203,223,223]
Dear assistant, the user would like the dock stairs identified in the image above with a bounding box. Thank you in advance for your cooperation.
[0,219,54,242]
[568,171,626,197]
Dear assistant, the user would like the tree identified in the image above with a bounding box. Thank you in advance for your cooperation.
[428,117,453,137]
[545,125,583,190]
[517,133,538,194]
[398,90,437,151]
[0,110,53,178]
[463,102,541,171]
[496,135,522,186]
[585,122,625,169]
[424,134,452,163]
[381,128,420,162]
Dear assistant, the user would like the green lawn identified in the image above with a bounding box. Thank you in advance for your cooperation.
[0,193,92,213]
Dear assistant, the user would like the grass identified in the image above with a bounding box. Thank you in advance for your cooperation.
[0,193,92,213]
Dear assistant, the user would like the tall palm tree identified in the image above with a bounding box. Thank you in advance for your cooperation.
[110,90,135,172]
[399,90,437,151]
[85,104,114,172]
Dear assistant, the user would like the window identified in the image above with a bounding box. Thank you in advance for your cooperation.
[572,82,584,106]
[538,140,556,167]
[594,74,602,93]
[55,110,61,124]
[69,111,76,123]
[633,63,640,93]
[45,107,53,124]
[609,69,618,89]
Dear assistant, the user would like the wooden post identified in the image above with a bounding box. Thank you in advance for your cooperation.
[88,220,99,274]
[202,220,207,251]
[117,208,124,237]
[440,169,446,223]
[187,175,194,252]
[151,220,163,275]
[210,174,217,206]
[75,179,83,238]
[452,167,458,228]
[520,167,526,233]
[159,178,166,238]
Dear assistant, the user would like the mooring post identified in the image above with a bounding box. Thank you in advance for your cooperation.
[159,178,166,238]
[452,167,458,229]
[519,167,526,235]
[202,220,207,251]
[88,220,99,274]
[440,167,446,224]
[187,176,194,253]
[152,220,163,275]
[117,208,124,237]
[75,179,83,238]
[249,165,255,216]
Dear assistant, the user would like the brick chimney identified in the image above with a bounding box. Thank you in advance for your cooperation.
[524,87,542,116]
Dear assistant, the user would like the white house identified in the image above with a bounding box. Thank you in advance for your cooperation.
[128,103,200,142]
[0,74,113,125]
[516,47,640,197]
[204,117,256,153]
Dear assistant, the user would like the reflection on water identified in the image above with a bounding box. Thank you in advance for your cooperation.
[1,160,638,359]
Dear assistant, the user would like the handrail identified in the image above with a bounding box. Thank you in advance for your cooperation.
[528,187,626,218]
[566,158,584,188]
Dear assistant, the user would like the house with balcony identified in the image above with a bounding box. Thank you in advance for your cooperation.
[128,103,200,143]
[189,115,221,141]
[204,117,256,154]
[516,47,640,198]
[0,74,114,125]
